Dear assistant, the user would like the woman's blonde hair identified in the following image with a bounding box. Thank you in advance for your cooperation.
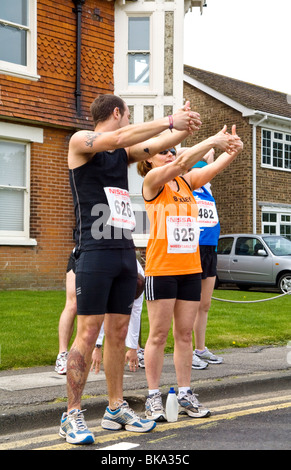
[137,159,153,177]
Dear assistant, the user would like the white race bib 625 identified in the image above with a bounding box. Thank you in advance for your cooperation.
[166,216,199,253]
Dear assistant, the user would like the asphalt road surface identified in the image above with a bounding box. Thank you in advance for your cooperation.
[1,388,290,453]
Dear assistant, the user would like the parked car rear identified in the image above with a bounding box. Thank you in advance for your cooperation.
[216,234,291,293]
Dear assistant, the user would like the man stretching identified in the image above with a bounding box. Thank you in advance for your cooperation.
[59,94,201,444]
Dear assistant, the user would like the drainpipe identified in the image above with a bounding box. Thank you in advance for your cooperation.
[73,0,85,116]
[252,115,268,233]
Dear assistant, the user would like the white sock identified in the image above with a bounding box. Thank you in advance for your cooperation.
[148,389,159,396]
[178,387,189,398]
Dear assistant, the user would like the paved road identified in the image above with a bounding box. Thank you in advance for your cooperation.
[1,388,290,451]
[0,344,290,453]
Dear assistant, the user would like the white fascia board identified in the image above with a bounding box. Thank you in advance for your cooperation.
[183,73,255,117]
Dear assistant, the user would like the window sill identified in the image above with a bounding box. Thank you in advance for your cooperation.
[0,237,37,246]
[132,234,149,248]
[0,69,40,82]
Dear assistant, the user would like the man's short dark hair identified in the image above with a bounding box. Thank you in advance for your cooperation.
[90,94,126,126]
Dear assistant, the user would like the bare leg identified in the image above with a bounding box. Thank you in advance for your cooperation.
[173,300,199,386]
[67,314,104,412]
[58,270,77,353]
[103,313,130,409]
[144,299,175,390]
[193,276,216,350]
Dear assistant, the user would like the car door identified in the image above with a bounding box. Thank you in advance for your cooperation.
[216,236,234,281]
[229,236,273,283]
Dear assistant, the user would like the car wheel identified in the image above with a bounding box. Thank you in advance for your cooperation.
[278,273,291,293]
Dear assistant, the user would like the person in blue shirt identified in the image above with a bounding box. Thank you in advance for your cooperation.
[191,150,223,369]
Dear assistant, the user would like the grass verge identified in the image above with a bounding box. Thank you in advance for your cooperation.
[0,289,290,370]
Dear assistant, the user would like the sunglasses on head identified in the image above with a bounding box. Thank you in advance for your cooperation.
[159,148,176,156]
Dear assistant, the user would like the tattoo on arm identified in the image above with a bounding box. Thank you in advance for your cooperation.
[144,148,150,154]
[85,132,102,148]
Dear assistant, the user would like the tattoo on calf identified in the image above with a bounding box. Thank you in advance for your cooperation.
[67,347,87,408]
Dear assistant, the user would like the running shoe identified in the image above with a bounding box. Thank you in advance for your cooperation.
[145,392,166,421]
[55,351,68,375]
[137,348,145,368]
[59,409,95,445]
[195,347,223,364]
[101,400,156,432]
[192,353,208,370]
[178,390,211,418]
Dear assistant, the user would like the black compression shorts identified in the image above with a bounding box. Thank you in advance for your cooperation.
[145,273,201,301]
[75,248,137,315]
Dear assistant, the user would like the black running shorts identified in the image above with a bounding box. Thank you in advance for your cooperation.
[145,273,201,301]
[66,251,76,274]
[199,245,217,279]
[75,248,137,315]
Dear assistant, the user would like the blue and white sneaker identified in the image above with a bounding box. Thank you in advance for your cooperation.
[101,400,156,433]
[59,409,95,444]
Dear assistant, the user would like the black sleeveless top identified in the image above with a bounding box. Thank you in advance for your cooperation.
[69,148,134,251]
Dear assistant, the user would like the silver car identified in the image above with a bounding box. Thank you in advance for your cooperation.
[216,234,291,293]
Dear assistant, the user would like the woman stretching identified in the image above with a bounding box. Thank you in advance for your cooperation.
[137,125,243,421]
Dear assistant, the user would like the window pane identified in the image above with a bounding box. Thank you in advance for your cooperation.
[270,213,277,222]
[273,142,283,168]
[0,25,27,65]
[274,132,283,140]
[217,237,233,255]
[285,144,291,169]
[0,188,24,231]
[128,17,149,50]
[262,129,271,165]
[0,0,28,26]
[128,53,149,85]
[0,141,26,187]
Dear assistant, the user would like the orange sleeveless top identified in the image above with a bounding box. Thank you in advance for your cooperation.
[144,176,202,276]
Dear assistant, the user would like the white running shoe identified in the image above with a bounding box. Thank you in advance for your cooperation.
[137,348,145,368]
[195,347,223,364]
[59,409,95,445]
[192,353,208,370]
[101,400,156,432]
[178,390,211,418]
[55,351,68,375]
[145,392,166,421]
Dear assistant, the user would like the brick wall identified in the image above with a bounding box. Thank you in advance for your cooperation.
[0,0,114,128]
[184,82,291,235]
[0,127,75,289]
[0,0,115,289]
[184,82,253,235]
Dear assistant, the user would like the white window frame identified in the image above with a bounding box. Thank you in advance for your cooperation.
[127,15,151,89]
[262,206,291,241]
[261,128,291,172]
[0,0,39,81]
[0,122,43,245]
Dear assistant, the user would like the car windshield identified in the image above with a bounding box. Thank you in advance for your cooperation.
[262,236,291,256]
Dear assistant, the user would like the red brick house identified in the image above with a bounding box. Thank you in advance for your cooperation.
[0,0,205,290]
[183,65,291,240]
[0,0,115,289]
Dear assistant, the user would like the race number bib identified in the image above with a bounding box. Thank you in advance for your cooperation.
[104,187,136,231]
[166,216,200,253]
[196,199,219,227]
